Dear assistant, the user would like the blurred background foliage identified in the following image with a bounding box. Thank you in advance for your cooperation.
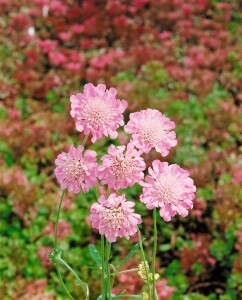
[0,0,241,299]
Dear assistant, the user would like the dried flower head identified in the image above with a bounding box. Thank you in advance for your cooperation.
[54,145,98,194]
[89,193,142,242]
[98,144,146,190]
[70,83,128,143]
[124,109,177,155]
[140,160,196,221]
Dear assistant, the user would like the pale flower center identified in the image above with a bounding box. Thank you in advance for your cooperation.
[154,175,180,204]
[102,207,126,229]
[64,158,85,181]
[140,120,165,144]
[110,158,135,178]
[83,98,112,126]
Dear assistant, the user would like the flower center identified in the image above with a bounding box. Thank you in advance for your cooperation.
[110,158,135,178]
[102,207,126,229]
[64,158,85,181]
[154,175,180,204]
[141,120,165,144]
[83,98,112,127]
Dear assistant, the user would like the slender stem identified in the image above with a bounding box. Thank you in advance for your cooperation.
[138,229,151,300]
[58,257,88,299]
[116,295,142,299]
[82,134,89,146]
[111,268,139,276]
[54,190,74,299]
[56,263,74,300]
[101,235,106,299]
[54,190,65,248]
[106,241,112,300]
[152,208,158,300]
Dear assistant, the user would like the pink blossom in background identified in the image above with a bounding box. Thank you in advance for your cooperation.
[70,83,128,142]
[43,220,71,239]
[48,51,67,66]
[38,245,52,268]
[140,161,196,222]
[89,193,142,242]
[54,144,98,193]
[124,109,177,155]
[98,144,146,190]
[156,279,176,300]
[38,39,58,54]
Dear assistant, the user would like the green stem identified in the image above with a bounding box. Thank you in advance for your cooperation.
[111,268,139,276]
[54,190,74,299]
[138,229,151,300]
[101,235,106,299]
[54,190,65,248]
[82,134,89,146]
[152,208,158,300]
[56,263,74,300]
[106,241,112,300]
[58,257,89,299]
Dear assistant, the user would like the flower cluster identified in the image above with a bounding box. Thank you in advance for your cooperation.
[54,83,196,241]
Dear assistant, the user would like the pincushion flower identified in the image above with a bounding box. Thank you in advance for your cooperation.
[70,83,128,143]
[98,144,146,190]
[140,160,196,221]
[124,109,177,155]
[54,145,98,194]
[89,193,142,242]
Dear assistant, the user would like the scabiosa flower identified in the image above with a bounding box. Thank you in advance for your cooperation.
[54,145,98,194]
[140,161,196,222]
[98,144,146,190]
[124,109,177,155]
[70,83,128,143]
[89,193,142,242]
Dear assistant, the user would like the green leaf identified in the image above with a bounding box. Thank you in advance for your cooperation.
[117,239,145,270]
[88,244,101,267]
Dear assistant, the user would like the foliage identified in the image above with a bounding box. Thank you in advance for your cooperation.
[0,0,241,299]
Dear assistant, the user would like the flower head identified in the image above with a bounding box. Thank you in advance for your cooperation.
[89,193,142,242]
[54,145,98,194]
[124,109,177,155]
[70,83,128,143]
[140,161,196,221]
[98,144,146,190]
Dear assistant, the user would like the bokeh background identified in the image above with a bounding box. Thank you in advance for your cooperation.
[0,0,241,299]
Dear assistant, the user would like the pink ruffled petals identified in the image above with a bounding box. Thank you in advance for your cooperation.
[89,193,142,242]
[140,160,196,221]
[124,109,177,155]
[54,144,98,194]
[98,144,146,190]
[70,83,128,143]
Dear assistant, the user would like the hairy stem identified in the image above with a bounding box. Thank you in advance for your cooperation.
[54,190,74,299]
[101,235,106,299]
[56,263,74,300]
[138,229,151,299]
[106,240,112,300]
[58,257,89,299]
[54,190,65,248]
[152,208,158,299]
[82,133,89,146]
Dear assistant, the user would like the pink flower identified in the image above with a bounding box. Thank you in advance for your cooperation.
[54,145,98,193]
[124,109,177,155]
[70,83,128,143]
[98,144,146,190]
[48,51,67,66]
[38,39,58,54]
[89,193,142,242]
[140,161,196,221]
[156,279,176,300]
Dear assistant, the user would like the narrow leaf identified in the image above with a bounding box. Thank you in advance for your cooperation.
[117,239,145,270]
